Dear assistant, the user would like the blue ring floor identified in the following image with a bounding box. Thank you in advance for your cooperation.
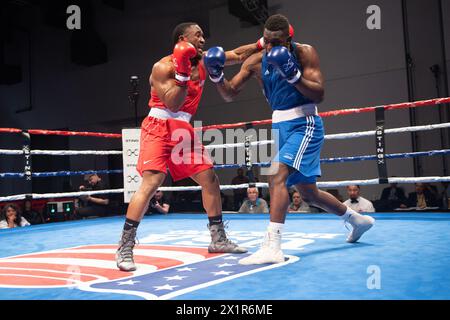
[0,213,449,300]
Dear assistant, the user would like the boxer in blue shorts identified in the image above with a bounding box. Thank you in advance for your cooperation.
[204,14,375,264]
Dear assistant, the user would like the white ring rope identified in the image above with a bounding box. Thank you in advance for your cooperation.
[1,123,449,156]
[205,140,274,150]
[31,150,123,156]
[325,122,450,140]
[1,177,449,202]
[161,176,450,190]
[0,189,124,202]
[0,149,23,155]
[207,122,450,149]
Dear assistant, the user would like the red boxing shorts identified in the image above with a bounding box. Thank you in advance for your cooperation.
[136,116,213,181]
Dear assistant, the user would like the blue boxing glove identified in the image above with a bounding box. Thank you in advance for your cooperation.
[204,46,225,83]
[266,46,302,84]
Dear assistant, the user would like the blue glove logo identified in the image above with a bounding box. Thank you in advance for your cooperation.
[282,59,294,74]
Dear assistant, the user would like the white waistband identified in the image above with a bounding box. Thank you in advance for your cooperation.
[148,108,192,123]
[272,104,318,124]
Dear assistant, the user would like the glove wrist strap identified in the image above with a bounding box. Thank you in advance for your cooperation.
[175,73,191,83]
[209,72,224,84]
[256,38,265,50]
[287,69,302,84]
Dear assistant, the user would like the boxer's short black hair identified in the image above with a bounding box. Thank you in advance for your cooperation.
[172,22,198,45]
[264,14,290,36]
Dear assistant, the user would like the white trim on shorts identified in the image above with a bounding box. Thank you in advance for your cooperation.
[272,104,318,124]
[148,108,192,123]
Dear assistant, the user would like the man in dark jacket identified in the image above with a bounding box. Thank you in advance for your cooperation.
[379,183,408,211]
[408,183,439,209]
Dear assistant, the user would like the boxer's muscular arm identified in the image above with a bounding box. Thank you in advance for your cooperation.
[150,61,187,112]
[294,44,324,103]
[224,43,260,66]
[88,196,109,206]
[215,52,262,102]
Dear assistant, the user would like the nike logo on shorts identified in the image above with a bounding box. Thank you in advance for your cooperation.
[144,160,152,165]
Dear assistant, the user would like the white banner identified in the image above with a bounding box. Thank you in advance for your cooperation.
[122,128,141,203]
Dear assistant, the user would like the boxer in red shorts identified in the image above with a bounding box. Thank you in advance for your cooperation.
[116,22,261,271]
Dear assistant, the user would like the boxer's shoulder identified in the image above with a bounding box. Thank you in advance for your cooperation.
[294,43,319,60]
[152,56,175,80]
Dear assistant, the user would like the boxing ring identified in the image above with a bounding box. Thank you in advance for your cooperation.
[0,213,449,300]
[1,97,450,300]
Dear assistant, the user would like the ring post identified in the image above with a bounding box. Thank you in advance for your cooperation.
[245,123,256,187]
[375,107,389,184]
[21,130,33,200]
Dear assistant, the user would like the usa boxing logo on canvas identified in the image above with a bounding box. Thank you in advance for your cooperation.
[0,244,298,300]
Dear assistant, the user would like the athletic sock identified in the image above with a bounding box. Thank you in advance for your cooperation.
[268,221,284,235]
[123,218,140,231]
[341,206,359,221]
[208,215,223,226]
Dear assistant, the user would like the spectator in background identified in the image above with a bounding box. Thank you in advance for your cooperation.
[379,182,408,211]
[0,204,30,229]
[288,191,318,213]
[148,190,170,215]
[239,187,269,213]
[408,183,438,209]
[73,173,110,219]
[22,200,45,225]
[220,191,230,211]
[343,185,375,213]
[440,182,450,210]
[424,183,439,202]
[231,168,250,210]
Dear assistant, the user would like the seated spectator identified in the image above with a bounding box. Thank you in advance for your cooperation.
[0,204,31,229]
[220,191,231,211]
[73,173,110,219]
[343,185,375,213]
[288,191,319,213]
[379,182,408,211]
[408,183,439,209]
[239,187,269,213]
[232,168,250,210]
[440,182,450,210]
[22,200,45,225]
[147,190,170,215]
[425,183,439,199]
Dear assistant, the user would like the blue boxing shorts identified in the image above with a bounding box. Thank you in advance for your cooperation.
[272,115,325,187]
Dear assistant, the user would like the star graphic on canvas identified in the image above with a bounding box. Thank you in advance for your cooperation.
[212,270,234,276]
[176,267,195,272]
[153,284,179,291]
[216,263,235,268]
[223,256,239,260]
[164,275,187,281]
[116,280,140,286]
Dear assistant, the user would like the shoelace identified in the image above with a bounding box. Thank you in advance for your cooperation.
[343,214,353,232]
[344,221,352,232]
[119,231,137,262]
[120,244,134,262]
[217,222,235,245]
[261,230,282,250]
[261,232,271,248]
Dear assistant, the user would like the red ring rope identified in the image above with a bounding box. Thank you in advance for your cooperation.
[0,128,23,134]
[1,97,448,137]
[199,97,450,131]
[27,129,122,139]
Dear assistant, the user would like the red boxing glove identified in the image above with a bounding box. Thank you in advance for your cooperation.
[172,41,197,85]
[256,24,295,50]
